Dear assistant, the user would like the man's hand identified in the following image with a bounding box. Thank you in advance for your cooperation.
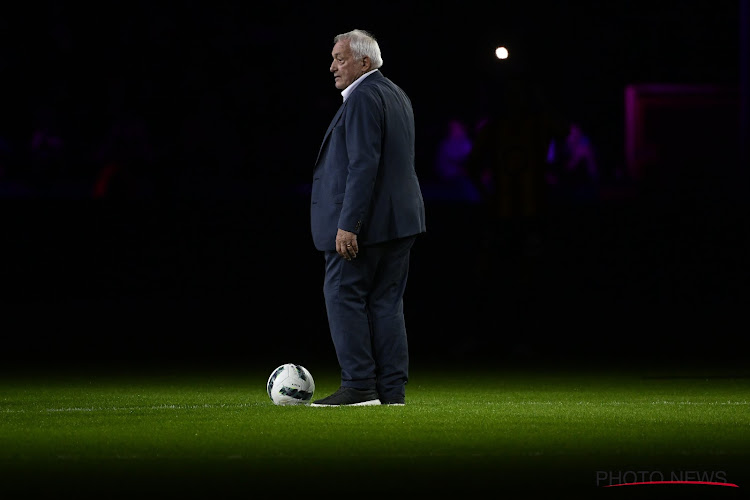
[336,229,358,260]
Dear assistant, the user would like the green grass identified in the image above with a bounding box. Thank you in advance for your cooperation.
[1,361,748,498]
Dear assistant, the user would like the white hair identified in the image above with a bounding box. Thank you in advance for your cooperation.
[334,29,383,69]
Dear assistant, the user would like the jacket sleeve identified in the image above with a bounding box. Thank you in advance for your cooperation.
[337,88,383,234]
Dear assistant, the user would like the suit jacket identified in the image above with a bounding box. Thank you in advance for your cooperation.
[311,71,426,251]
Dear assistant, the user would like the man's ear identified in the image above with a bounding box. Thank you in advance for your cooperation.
[362,56,372,71]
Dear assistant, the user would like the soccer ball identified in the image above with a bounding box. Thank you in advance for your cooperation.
[266,363,315,406]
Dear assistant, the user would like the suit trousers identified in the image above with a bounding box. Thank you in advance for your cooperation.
[322,235,416,401]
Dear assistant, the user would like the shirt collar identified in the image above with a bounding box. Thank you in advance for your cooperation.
[341,69,378,102]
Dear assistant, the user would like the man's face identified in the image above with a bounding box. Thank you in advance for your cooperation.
[330,39,365,90]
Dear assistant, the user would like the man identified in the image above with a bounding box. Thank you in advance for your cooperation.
[310,29,426,407]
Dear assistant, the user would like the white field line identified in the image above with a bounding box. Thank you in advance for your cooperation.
[1,402,266,413]
[0,400,748,414]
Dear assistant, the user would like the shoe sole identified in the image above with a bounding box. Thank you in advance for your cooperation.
[310,399,381,407]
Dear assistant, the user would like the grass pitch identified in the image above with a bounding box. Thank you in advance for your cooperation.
[1,360,748,499]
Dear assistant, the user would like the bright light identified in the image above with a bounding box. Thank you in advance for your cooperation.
[495,46,509,60]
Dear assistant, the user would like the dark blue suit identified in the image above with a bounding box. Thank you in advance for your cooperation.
[311,71,426,401]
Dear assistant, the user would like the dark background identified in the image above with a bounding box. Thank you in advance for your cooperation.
[1,0,748,370]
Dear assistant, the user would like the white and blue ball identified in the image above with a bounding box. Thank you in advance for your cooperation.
[267,363,315,406]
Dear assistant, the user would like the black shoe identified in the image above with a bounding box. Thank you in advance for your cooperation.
[310,387,381,407]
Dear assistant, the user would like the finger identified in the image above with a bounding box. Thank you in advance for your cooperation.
[345,243,356,255]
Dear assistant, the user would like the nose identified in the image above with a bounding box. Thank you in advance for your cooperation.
[330,62,336,73]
